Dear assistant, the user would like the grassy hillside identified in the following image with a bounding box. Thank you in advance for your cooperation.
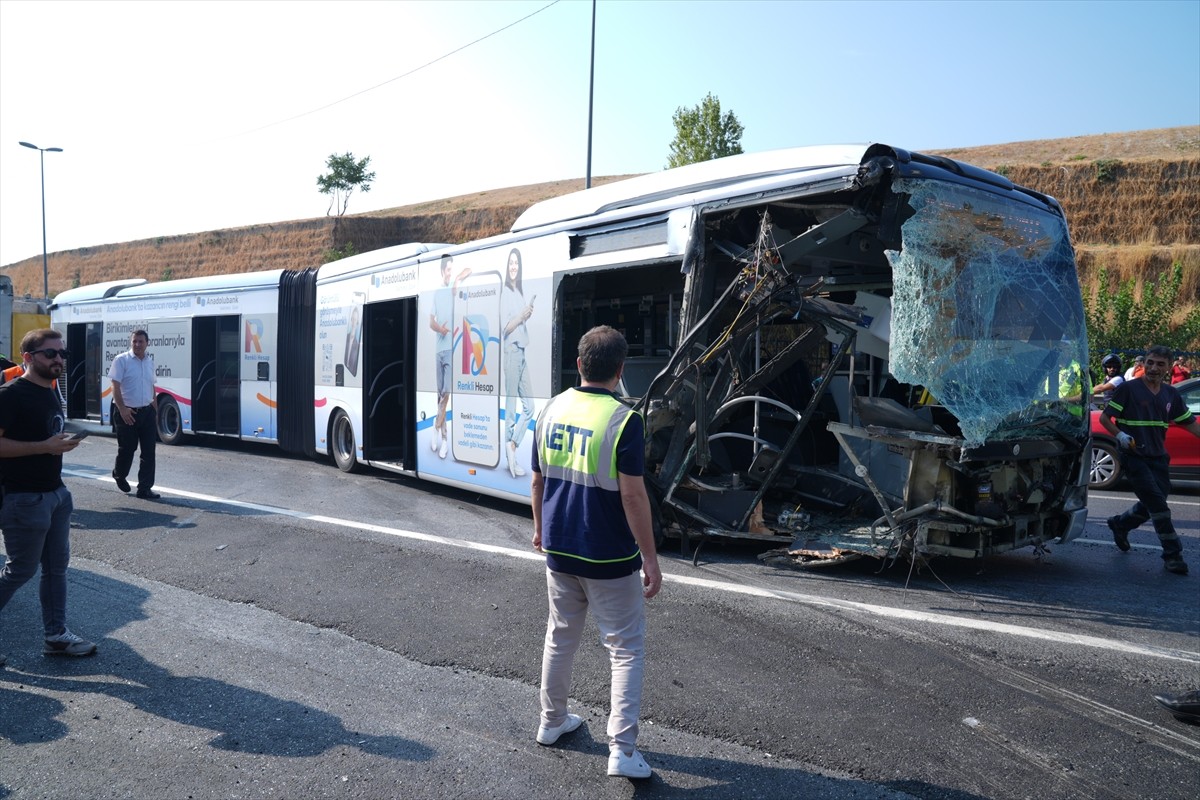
[5,126,1197,344]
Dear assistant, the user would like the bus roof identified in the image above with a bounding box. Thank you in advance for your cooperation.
[316,242,450,282]
[109,270,287,299]
[52,278,148,306]
[511,144,872,233]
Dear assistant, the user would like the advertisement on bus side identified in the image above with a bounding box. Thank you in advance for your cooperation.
[418,241,554,494]
[100,318,190,426]
[242,313,278,439]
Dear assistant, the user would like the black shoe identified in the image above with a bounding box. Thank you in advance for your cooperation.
[136,489,161,500]
[1154,690,1200,723]
[1164,556,1189,575]
[1107,516,1130,552]
[113,471,131,493]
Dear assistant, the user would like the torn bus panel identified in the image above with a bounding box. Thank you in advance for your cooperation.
[634,147,1090,566]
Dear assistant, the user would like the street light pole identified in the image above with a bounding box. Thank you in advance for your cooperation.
[19,141,64,301]
[585,0,595,189]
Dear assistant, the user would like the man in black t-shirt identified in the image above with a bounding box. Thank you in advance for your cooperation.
[0,328,96,666]
[1101,344,1200,576]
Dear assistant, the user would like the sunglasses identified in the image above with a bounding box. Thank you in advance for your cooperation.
[31,348,70,360]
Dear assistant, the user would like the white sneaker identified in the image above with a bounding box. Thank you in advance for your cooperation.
[439,434,448,459]
[536,713,583,745]
[608,748,652,779]
[431,428,439,451]
[506,442,526,477]
[44,628,97,657]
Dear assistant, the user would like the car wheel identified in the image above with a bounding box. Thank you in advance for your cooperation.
[1090,439,1120,490]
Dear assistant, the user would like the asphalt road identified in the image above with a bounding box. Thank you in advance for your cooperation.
[1,434,1197,800]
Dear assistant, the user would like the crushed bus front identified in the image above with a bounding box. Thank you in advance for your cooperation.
[635,146,1090,565]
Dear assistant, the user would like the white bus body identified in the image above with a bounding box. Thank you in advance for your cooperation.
[53,271,284,443]
[53,144,1092,564]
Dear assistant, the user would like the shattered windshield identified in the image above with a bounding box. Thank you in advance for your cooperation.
[887,178,1088,447]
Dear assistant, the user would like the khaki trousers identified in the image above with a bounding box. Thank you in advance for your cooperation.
[540,569,645,754]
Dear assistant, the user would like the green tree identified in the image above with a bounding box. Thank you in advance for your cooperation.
[322,242,358,263]
[1084,262,1200,368]
[316,153,376,216]
[666,92,744,168]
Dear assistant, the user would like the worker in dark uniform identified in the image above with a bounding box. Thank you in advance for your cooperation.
[1100,345,1200,575]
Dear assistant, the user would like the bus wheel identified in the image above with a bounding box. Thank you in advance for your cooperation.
[157,396,183,445]
[331,411,360,473]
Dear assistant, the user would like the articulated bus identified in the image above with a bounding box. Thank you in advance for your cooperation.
[52,144,1091,565]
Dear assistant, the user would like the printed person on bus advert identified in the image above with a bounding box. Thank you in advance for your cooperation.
[501,248,535,478]
[1101,344,1200,575]
[0,328,97,664]
[110,329,161,499]
[531,325,661,779]
[344,299,363,378]
[429,255,471,458]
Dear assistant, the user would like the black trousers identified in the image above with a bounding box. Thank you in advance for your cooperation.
[1115,453,1182,559]
[114,405,157,492]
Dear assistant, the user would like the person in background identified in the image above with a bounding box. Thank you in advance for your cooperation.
[1101,344,1200,575]
[501,248,535,478]
[1170,355,1191,385]
[0,328,96,666]
[110,329,160,500]
[1089,354,1125,408]
[530,325,662,780]
[1,354,22,385]
[1124,354,1145,380]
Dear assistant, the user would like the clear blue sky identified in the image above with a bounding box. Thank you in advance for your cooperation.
[1,0,1197,270]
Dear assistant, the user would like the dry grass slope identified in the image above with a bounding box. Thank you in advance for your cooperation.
[5,127,1197,344]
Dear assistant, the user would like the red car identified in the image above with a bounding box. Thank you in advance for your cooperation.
[1089,377,1200,489]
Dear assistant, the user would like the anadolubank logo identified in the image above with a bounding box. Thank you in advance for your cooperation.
[461,315,489,376]
[198,295,238,307]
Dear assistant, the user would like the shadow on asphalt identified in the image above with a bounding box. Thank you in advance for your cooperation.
[0,569,434,762]
[547,725,991,799]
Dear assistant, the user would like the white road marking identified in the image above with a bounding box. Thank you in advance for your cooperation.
[1073,536,1176,553]
[1090,491,1199,507]
[72,471,1200,665]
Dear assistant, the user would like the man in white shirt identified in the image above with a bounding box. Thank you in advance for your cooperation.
[110,329,160,499]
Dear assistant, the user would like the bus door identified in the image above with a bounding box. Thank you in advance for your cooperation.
[192,315,240,435]
[64,322,104,420]
[362,298,416,467]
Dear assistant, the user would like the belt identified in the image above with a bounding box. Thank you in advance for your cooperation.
[127,405,151,410]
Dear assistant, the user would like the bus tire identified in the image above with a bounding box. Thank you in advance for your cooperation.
[157,396,184,445]
[331,411,360,473]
